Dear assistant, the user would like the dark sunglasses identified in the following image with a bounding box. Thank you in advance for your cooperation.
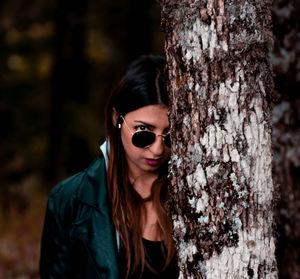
[120,116,171,148]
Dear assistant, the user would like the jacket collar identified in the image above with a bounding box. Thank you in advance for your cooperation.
[99,140,109,170]
[74,153,110,211]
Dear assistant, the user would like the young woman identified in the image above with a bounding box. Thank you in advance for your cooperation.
[40,55,179,278]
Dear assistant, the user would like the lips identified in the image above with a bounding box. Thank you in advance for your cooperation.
[145,158,161,166]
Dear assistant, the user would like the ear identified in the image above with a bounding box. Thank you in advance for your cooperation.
[112,107,119,127]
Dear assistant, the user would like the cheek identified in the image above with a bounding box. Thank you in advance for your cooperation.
[165,148,171,159]
[121,130,139,156]
[121,128,131,146]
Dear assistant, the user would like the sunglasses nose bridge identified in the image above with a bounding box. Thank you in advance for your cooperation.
[157,134,170,147]
[147,134,165,155]
[157,134,172,150]
[157,134,166,143]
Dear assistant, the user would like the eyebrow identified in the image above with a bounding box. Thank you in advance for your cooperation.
[133,120,155,128]
[133,120,170,132]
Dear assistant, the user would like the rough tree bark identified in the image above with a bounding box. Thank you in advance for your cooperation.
[160,0,278,278]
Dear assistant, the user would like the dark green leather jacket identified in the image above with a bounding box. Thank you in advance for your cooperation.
[40,155,120,279]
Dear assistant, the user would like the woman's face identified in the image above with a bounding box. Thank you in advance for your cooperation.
[118,104,170,178]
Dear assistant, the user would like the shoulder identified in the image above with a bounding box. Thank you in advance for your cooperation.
[47,155,107,213]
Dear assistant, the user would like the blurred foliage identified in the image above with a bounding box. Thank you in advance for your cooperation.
[0,175,46,279]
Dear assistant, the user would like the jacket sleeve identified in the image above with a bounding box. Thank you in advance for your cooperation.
[40,193,72,279]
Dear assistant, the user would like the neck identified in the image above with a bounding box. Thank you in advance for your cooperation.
[129,173,157,199]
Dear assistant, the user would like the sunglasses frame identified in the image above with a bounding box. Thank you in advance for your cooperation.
[120,115,171,148]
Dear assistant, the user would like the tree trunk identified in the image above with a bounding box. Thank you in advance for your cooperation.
[47,0,88,183]
[160,0,278,278]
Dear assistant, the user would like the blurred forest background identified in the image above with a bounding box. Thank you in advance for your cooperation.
[0,0,299,278]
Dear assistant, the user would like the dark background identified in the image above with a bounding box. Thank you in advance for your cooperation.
[0,0,299,278]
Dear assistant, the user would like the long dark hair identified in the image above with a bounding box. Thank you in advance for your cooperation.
[105,55,174,277]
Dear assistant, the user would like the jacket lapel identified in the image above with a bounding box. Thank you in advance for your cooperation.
[70,156,120,279]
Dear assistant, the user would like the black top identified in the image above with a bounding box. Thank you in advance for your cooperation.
[119,238,179,279]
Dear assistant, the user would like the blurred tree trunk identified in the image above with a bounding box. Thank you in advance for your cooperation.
[100,0,160,68]
[47,0,88,183]
[160,0,278,278]
[271,0,300,278]
[124,0,155,62]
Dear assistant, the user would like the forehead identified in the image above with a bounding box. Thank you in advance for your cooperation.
[125,104,169,124]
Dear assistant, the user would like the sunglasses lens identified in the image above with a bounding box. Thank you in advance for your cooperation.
[164,133,171,148]
[132,131,156,148]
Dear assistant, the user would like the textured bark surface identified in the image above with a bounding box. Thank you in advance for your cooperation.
[160,0,278,278]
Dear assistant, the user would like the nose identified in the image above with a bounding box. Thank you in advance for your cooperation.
[148,136,164,156]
